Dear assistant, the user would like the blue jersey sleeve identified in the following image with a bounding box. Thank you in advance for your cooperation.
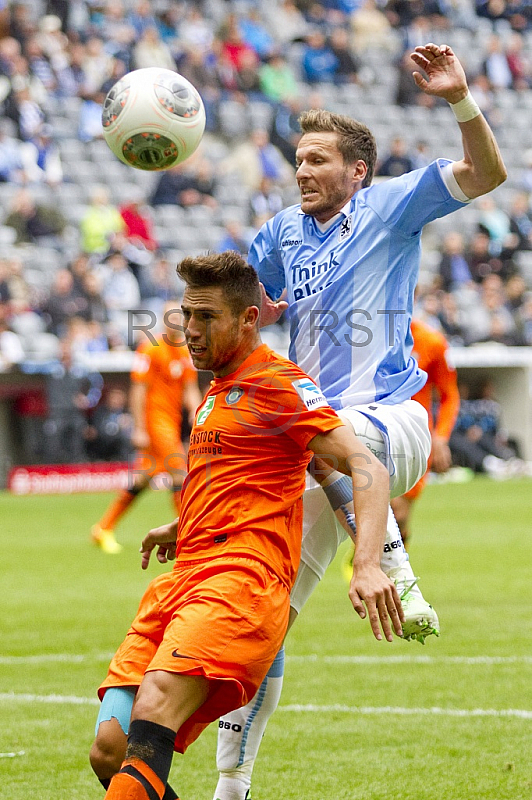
[362,159,467,238]
[249,218,286,301]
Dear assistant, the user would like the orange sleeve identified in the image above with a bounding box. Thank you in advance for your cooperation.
[130,342,153,385]
[259,367,344,450]
[426,338,460,441]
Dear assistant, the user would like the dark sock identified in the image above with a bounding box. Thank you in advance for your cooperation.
[108,718,176,800]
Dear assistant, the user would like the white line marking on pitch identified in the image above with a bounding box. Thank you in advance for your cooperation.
[1,653,531,665]
[0,693,530,719]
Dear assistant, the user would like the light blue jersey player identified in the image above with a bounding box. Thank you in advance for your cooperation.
[213,44,506,800]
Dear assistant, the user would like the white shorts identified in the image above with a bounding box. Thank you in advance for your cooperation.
[290,399,430,613]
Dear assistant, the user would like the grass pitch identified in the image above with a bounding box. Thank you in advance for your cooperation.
[1,476,531,799]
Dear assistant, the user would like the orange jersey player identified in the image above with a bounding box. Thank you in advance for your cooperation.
[391,318,460,546]
[89,252,403,800]
[91,302,202,554]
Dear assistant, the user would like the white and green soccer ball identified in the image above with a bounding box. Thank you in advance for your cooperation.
[101,67,206,171]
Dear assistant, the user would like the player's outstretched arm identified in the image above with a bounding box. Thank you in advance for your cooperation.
[140,518,178,570]
[308,427,404,642]
[411,43,507,199]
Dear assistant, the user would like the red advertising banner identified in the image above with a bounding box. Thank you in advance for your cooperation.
[7,463,130,495]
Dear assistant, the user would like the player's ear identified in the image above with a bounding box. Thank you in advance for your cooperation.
[242,305,260,329]
[352,159,367,186]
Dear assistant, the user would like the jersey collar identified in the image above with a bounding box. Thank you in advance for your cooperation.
[298,199,352,233]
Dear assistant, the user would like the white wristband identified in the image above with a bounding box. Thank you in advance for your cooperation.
[449,91,481,123]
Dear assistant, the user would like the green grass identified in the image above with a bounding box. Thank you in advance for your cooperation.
[1,477,531,799]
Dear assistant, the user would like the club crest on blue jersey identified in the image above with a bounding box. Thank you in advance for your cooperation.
[339,215,352,240]
[292,378,329,410]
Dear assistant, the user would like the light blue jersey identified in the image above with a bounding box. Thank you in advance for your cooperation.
[249,159,467,409]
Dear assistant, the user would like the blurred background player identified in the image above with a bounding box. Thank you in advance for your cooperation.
[391,318,460,548]
[91,301,202,554]
[343,316,460,578]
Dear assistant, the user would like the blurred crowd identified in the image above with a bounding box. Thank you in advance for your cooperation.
[0,0,532,466]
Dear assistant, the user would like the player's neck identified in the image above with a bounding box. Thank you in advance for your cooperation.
[214,334,263,378]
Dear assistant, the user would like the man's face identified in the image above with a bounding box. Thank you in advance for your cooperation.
[181,286,245,377]
[296,132,363,223]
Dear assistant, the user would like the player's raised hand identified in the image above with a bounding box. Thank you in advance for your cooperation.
[349,564,404,642]
[259,283,288,328]
[140,519,178,570]
[411,43,468,104]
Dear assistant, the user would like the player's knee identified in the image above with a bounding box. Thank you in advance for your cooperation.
[90,720,127,779]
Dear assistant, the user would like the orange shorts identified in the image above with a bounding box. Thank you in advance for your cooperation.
[403,470,428,501]
[134,422,187,478]
[98,556,290,753]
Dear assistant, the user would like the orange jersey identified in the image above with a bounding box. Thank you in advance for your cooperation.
[175,344,344,589]
[411,319,460,441]
[131,335,197,429]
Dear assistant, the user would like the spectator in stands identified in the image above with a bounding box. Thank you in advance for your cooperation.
[41,338,103,464]
[80,185,125,255]
[119,190,158,252]
[507,190,532,251]
[466,229,507,283]
[477,194,512,256]
[81,271,109,327]
[505,32,531,90]
[0,35,21,78]
[101,251,141,345]
[4,187,65,245]
[250,176,284,226]
[481,34,513,91]
[9,2,34,49]
[24,122,63,186]
[128,0,159,39]
[461,273,519,345]
[178,7,215,53]
[301,29,339,84]
[80,36,113,98]
[450,379,527,477]
[138,255,179,314]
[85,386,133,462]
[150,155,218,208]
[0,116,25,182]
[132,25,176,71]
[220,128,293,191]
[0,311,25,367]
[438,230,474,292]
[396,48,436,108]
[351,0,394,54]
[42,268,87,338]
[239,8,276,60]
[411,139,431,169]
[218,13,260,81]
[215,219,252,255]
[258,52,299,104]
[7,81,46,142]
[438,291,466,346]
[376,136,415,178]
[0,260,11,303]
[78,88,106,142]
[269,96,304,164]
[329,27,361,85]
[516,290,532,344]
[262,0,310,47]
[24,34,58,96]
[57,40,87,98]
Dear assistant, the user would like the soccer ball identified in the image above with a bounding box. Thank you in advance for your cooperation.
[101,67,206,171]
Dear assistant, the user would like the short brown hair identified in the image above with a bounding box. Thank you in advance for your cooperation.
[177,251,262,316]
[299,109,377,187]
